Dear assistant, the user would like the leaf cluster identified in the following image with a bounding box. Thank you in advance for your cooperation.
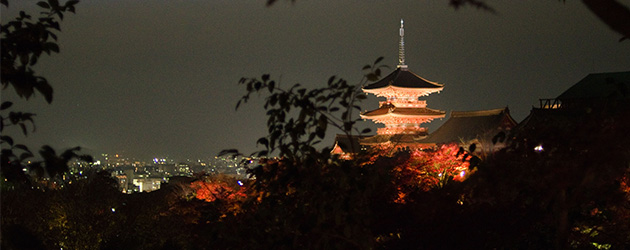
[1,0,88,187]
[1,0,79,103]
[224,57,386,162]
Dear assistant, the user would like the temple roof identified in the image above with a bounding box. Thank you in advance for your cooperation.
[513,108,576,134]
[558,71,630,100]
[361,103,445,118]
[421,107,516,144]
[363,68,443,90]
[359,134,434,146]
[331,134,365,154]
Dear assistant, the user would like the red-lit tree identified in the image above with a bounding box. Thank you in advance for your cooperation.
[189,174,248,220]
[191,178,246,203]
[360,143,475,204]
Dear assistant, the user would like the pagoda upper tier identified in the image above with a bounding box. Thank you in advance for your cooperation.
[362,67,444,99]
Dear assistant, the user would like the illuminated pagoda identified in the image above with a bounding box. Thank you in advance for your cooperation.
[360,19,445,147]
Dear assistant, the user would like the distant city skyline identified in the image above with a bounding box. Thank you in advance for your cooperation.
[2,1,629,160]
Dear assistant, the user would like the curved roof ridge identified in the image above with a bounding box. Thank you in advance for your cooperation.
[361,105,445,117]
[557,71,630,100]
[406,70,443,87]
[363,68,443,90]
[586,71,630,76]
[422,106,447,114]
[451,107,509,117]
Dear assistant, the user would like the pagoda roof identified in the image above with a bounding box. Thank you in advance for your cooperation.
[363,67,443,90]
[558,71,630,100]
[361,103,445,118]
[421,107,516,144]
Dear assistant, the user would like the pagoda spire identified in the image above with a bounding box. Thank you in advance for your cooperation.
[398,19,407,69]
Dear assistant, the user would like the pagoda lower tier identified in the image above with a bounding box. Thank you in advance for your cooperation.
[360,102,445,135]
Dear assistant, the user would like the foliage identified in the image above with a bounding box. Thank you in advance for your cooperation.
[454,105,630,249]
[582,0,630,41]
[1,0,78,102]
[385,144,475,199]
[212,58,392,249]
[225,56,386,161]
[0,1,108,249]
[1,170,123,250]
[215,58,629,249]
[1,0,90,188]
[191,175,247,203]
[1,1,628,245]
[2,56,628,249]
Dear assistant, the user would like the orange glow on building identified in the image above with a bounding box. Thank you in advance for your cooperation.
[360,20,445,142]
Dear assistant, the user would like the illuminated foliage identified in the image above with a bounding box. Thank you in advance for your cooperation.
[364,143,476,203]
[621,173,630,200]
[191,177,246,203]
[402,144,472,189]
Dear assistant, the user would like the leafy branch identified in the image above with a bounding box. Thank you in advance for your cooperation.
[1,0,89,187]
[1,0,79,103]
[221,57,387,161]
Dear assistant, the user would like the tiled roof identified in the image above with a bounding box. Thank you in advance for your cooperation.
[363,68,443,90]
[362,103,445,117]
[359,134,436,146]
[558,71,630,100]
[332,134,365,153]
[421,107,516,144]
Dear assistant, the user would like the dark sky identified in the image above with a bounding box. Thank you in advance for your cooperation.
[3,0,629,161]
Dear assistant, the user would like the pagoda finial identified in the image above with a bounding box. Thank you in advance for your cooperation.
[398,19,407,69]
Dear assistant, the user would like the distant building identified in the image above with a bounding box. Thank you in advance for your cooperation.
[421,108,517,154]
[132,178,162,192]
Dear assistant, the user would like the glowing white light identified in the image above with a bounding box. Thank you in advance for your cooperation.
[438,173,442,177]
[534,145,544,152]
[111,208,116,213]
[237,180,243,186]
[460,171,465,177]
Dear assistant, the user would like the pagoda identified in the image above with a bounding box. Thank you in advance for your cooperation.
[360,19,445,147]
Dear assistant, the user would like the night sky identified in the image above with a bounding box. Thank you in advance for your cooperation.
[2,0,629,161]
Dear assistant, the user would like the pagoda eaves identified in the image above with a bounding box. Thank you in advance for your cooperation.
[361,104,445,120]
[362,68,443,98]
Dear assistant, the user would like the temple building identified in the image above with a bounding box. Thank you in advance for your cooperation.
[515,71,630,145]
[420,107,517,154]
[332,20,517,156]
[359,19,445,148]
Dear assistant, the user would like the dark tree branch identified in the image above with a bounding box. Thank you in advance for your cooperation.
[582,0,630,41]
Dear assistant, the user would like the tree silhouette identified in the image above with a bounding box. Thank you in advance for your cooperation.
[1,0,91,187]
